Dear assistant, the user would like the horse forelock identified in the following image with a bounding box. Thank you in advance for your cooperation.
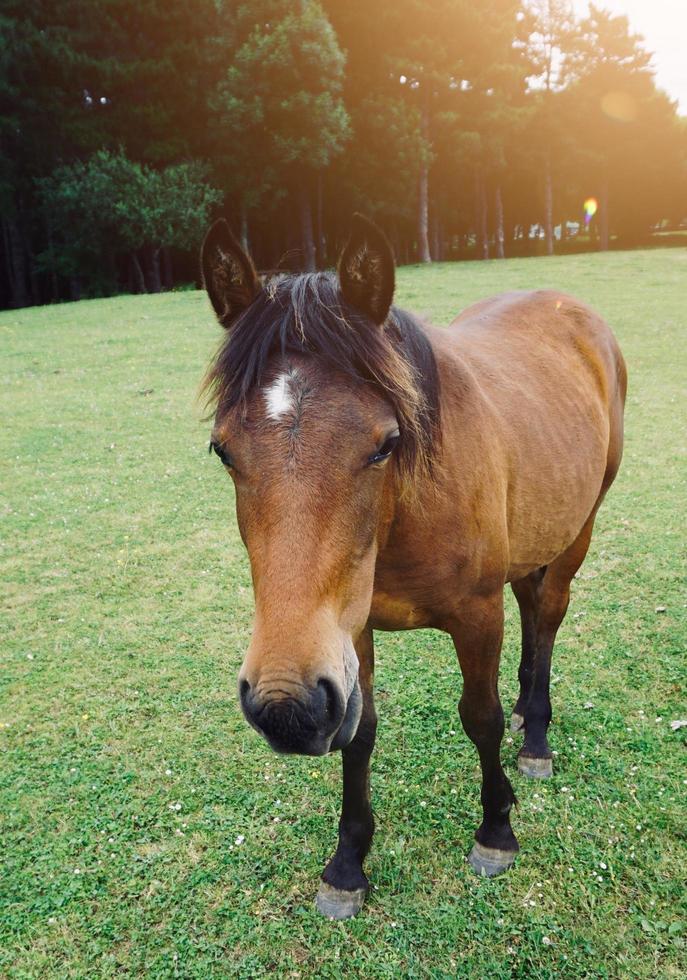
[202,271,441,482]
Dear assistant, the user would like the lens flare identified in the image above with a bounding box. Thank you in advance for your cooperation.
[583,197,598,226]
[600,90,638,123]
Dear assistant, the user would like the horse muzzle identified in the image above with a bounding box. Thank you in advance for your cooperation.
[239,666,363,756]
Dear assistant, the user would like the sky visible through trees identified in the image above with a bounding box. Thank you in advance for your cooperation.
[1,0,685,307]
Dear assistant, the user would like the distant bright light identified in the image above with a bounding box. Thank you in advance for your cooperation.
[399,75,407,85]
[583,197,598,225]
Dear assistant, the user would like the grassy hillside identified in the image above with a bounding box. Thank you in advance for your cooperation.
[1,249,685,978]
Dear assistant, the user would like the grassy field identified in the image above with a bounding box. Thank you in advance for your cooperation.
[1,248,685,979]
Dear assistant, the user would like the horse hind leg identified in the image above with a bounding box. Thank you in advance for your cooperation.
[510,566,547,735]
[512,514,598,779]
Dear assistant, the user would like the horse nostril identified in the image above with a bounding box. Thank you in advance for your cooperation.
[316,678,343,728]
[239,679,253,715]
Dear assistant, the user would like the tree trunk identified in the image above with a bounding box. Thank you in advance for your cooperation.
[599,179,610,251]
[2,216,15,305]
[495,185,505,259]
[239,203,249,253]
[45,220,59,301]
[162,247,173,290]
[543,153,554,256]
[315,173,326,268]
[144,245,162,293]
[3,213,29,307]
[22,223,39,304]
[131,252,146,293]
[475,168,489,260]
[299,182,316,272]
[417,101,431,264]
[430,202,441,262]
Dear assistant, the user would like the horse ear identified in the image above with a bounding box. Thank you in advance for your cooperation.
[201,219,260,327]
[338,213,395,325]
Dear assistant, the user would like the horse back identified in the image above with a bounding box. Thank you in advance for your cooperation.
[435,290,626,583]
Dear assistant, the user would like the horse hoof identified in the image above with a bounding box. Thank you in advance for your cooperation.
[315,882,367,920]
[468,841,517,878]
[517,755,553,779]
[510,712,525,733]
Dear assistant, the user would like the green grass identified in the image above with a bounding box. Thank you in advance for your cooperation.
[1,248,685,978]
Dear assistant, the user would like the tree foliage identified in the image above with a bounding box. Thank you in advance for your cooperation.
[1,0,685,306]
[36,151,221,295]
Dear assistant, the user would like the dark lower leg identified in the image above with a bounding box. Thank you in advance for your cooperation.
[320,627,376,895]
[451,596,519,866]
[518,517,597,776]
[519,645,554,762]
[459,696,519,853]
[511,567,546,725]
[519,588,567,764]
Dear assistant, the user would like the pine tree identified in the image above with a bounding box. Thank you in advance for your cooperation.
[211,0,349,270]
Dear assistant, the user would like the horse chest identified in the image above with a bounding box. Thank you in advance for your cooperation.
[369,549,473,631]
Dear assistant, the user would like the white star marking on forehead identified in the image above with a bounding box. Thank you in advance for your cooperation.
[264,372,295,420]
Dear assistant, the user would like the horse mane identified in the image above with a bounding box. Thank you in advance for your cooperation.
[202,271,441,481]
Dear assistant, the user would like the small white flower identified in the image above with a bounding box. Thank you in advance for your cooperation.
[235,834,245,846]
[584,702,594,709]
[599,862,607,870]
[73,868,81,874]
[670,719,687,731]
[420,801,427,807]
[542,936,552,946]
[165,769,172,776]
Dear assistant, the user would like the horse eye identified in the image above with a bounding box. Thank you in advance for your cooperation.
[369,434,400,465]
[210,440,233,467]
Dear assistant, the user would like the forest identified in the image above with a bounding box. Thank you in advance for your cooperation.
[1,0,685,307]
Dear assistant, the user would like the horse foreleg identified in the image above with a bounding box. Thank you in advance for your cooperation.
[450,593,519,877]
[517,513,597,779]
[315,625,377,919]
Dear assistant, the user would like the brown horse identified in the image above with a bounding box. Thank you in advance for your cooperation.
[200,214,626,920]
